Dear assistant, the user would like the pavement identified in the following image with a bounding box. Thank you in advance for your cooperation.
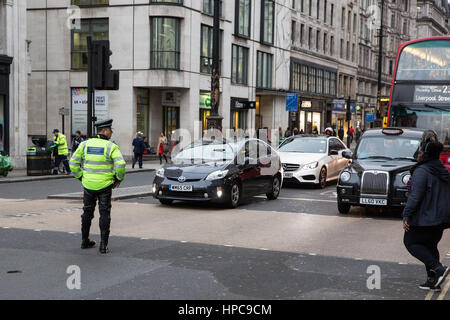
[0,160,162,184]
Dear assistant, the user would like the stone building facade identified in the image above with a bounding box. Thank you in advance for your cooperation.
[0,0,29,168]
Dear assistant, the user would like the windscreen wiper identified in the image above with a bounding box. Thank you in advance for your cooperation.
[391,157,417,162]
[358,156,393,160]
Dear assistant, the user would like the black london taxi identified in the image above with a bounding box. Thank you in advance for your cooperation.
[336,127,438,214]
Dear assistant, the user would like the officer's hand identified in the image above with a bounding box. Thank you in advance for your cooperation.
[113,181,121,189]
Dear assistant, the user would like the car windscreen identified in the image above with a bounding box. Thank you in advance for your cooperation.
[278,138,327,153]
[174,142,237,162]
[355,136,421,160]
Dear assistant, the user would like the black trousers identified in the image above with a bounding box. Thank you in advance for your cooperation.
[54,155,70,173]
[404,226,444,273]
[133,153,143,168]
[159,153,167,164]
[81,186,113,236]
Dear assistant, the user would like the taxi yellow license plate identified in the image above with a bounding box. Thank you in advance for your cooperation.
[360,198,387,206]
[169,185,193,192]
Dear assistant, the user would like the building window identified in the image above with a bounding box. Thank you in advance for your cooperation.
[324,0,327,23]
[301,65,308,91]
[261,0,275,45]
[151,0,182,3]
[330,35,334,55]
[256,51,273,89]
[136,88,150,138]
[330,4,334,25]
[151,17,181,70]
[231,44,249,85]
[309,67,316,93]
[309,0,312,16]
[203,0,222,16]
[72,0,108,5]
[235,0,251,38]
[71,19,109,70]
[200,25,222,74]
[317,0,320,19]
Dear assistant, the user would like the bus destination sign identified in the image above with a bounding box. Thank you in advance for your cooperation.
[414,85,450,103]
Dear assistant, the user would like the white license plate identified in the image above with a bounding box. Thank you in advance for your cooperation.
[284,172,294,178]
[169,185,193,192]
[360,198,387,206]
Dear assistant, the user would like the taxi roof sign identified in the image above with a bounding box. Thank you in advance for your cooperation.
[382,128,404,135]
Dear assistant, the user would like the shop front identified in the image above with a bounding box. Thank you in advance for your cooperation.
[331,100,357,138]
[230,98,254,131]
[0,55,12,156]
[289,99,323,134]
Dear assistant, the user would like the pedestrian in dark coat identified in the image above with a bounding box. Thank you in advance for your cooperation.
[338,127,344,141]
[403,141,450,291]
[132,133,146,169]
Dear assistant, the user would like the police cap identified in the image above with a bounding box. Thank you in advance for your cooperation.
[95,119,113,130]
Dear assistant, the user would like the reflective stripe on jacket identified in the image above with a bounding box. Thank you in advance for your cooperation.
[55,134,69,156]
[69,137,126,191]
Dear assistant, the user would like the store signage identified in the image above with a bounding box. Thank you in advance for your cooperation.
[59,107,70,116]
[199,93,211,109]
[302,101,312,108]
[234,100,256,110]
[162,91,181,106]
[72,88,109,136]
[286,93,298,111]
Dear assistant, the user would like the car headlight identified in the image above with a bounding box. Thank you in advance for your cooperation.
[156,168,165,178]
[206,170,229,181]
[402,174,411,185]
[340,171,351,183]
[302,162,319,170]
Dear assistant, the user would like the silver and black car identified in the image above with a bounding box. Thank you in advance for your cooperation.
[153,138,283,208]
[336,128,438,214]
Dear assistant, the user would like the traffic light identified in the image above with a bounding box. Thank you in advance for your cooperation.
[93,40,119,91]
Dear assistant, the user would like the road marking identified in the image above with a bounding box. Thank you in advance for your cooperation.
[398,262,408,265]
[68,232,77,234]
[425,290,434,300]
[224,244,234,247]
[34,229,41,232]
[437,280,450,300]
[2,227,10,229]
[309,253,317,256]
[255,196,336,203]
[259,248,269,251]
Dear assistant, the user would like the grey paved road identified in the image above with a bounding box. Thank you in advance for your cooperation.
[1,174,449,300]
[0,228,437,300]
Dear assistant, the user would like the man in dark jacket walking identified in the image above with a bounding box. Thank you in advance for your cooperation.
[403,141,450,291]
[132,133,146,169]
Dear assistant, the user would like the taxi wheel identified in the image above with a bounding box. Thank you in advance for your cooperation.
[228,182,241,208]
[266,175,281,200]
[318,167,327,189]
[159,199,174,206]
[338,200,351,214]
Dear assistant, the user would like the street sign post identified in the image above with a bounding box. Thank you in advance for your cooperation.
[59,107,70,134]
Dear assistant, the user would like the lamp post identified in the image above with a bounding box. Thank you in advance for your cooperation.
[206,0,223,131]
[376,0,385,127]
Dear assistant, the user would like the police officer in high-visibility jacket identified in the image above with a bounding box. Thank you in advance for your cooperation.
[52,129,71,175]
[69,119,126,254]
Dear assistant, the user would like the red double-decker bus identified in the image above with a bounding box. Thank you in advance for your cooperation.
[388,37,450,170]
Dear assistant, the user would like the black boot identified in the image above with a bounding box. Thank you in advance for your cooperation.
[81,225,96,249]
[99,231,110,254]
[81,238,96,249]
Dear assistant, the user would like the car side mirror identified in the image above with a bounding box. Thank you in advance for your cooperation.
[342,150,353,159]
[329,149,339,155]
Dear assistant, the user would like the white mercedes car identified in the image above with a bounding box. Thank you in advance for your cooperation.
[278,135,352,188]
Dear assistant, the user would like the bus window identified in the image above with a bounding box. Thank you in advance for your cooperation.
[396,40,450,81]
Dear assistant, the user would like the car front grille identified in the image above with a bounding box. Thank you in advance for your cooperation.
[283,163,301,172]
[361,171,389,195]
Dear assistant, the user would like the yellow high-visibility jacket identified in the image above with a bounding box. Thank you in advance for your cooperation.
[69,135,126,191]
[54,134,69,156]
